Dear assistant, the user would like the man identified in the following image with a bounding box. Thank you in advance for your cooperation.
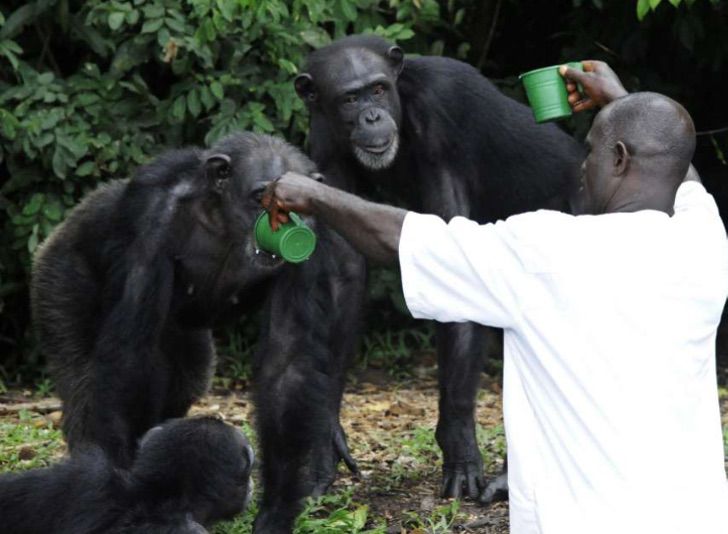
[263,64,728,534]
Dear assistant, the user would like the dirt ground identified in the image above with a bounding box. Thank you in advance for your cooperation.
[1,363,726,533]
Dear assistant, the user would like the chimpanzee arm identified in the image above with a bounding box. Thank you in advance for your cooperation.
[88,185,184,465]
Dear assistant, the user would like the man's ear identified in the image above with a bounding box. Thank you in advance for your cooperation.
[614,141,631,176]
[294,73,318,103]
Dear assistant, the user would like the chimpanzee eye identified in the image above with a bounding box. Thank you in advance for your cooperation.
[372,84,385,96]
[345,94,358,104]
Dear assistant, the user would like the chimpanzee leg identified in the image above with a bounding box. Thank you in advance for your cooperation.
[253,348,331,534]
[159,325,216,421]
[310,242,366,495]
[436,321,493,500]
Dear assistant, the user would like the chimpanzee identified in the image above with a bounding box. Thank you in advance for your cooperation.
[294,34,585,502]
[31,132,365,533]
[0,416,254,534]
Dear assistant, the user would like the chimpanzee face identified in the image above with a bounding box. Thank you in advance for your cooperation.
[296,46,404,171]
[172,133,318,300]
[134,417,255,526]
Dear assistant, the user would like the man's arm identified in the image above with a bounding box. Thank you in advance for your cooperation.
[263,173,405,264]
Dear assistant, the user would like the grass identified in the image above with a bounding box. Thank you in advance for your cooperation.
[0,410,64,470]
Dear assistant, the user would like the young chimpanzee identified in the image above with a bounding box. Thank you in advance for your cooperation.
[31,132,365,533]
[0,417,254,534]
[294,34,586,503]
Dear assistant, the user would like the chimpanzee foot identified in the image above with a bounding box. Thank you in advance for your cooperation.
[253,507,294,534]
[478,471,509,505]
[441,460,486,500]
[333,421,359,475]
[310,422,359,497]
[437,418,485,500]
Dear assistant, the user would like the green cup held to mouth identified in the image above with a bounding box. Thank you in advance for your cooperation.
[254,211,317,263]
[519,61,584,123]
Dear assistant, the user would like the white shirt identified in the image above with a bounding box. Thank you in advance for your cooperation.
[399,181,728,534]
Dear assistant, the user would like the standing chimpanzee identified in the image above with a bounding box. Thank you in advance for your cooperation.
[294,34,585,503]
[0,416,254,534]
[31,132,365,533]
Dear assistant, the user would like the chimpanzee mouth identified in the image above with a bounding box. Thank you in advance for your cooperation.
[245,238,285,268]
[362,139,393,154]
[353,134,399,170]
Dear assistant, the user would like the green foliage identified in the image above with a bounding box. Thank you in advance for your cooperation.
[295,490,384,534]
[0,0,454,379]
[636,0,722,20]
[402,500,462,534]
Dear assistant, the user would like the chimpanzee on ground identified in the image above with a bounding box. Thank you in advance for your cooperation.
[294,34,585,503]
[0,417,254,534]
[31,132,365,533]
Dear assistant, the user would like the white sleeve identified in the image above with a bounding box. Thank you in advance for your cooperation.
[674,181,721,217]
[398,211,530,328]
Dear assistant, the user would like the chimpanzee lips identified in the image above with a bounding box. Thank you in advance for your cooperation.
[353,134,400,170]
[362,138,393,154]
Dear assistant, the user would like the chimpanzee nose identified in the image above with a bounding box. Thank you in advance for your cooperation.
[364,108,381,124]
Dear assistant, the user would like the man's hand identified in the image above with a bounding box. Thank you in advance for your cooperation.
[559,60,628,112]
[262,172,326,230]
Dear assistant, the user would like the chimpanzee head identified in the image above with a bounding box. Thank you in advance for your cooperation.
[295,35,404,171]
[132,417,255,526]
[171,132,319,294]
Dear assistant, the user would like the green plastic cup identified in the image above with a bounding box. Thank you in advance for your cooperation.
[519,62,584,123]
[254,211,317,263]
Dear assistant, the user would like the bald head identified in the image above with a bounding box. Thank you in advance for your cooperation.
[580,92,696,215]
[596,92,695,182]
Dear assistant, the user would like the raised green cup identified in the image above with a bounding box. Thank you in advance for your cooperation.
[254,211,317,263]
[519,62,584,123]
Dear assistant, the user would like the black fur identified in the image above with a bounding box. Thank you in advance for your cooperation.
[31,132,366,533]
[0,417,253,534]
[297,34,585,502]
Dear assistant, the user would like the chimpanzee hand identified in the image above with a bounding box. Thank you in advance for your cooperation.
[559,60,628,112]
[262,171,326,230]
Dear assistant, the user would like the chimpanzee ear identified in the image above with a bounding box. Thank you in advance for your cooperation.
[387,46,405,76]
[294,73,318,103]
[205,154,231,181]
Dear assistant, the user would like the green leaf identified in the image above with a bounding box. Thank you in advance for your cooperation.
[199,85,214,111]
[636,0,651,19]
[22,194,44,216]
[668,0,682,6]
[141,18,164,33]
[210,81,224,100]
[42,201,62,222]
[27,225,39,254]
[339,0,358,22]
[143,4,165,18]
[649,0,662,9]
[76,161,96,177]
[187,89,201,117]
[108,12,125,31]
[171,94,186,120]
[300,28,332,48]
[37,72,54,85]
[52,146,68,179]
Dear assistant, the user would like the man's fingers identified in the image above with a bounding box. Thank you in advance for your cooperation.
[559,65,588,85]
[566,81,577,93]
[581,60,597,73]
[573,99,596,113]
